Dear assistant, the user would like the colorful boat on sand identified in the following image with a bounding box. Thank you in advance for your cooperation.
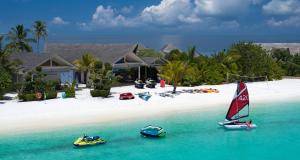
[146,79,157,88]
[140,125,166,137]
[73,135,106,147]
[200,88,219,93]
[135,80,145,89]
[218,81,256,129]
[137,92,152,101]
[119,92,135,100]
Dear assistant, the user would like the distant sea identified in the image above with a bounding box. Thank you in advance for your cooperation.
[46,34,300,55]
[1,100,300,160]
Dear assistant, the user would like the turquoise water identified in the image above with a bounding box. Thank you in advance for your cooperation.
[1,101,300,160]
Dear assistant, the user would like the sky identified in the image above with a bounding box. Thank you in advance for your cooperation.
[1,0,300,53]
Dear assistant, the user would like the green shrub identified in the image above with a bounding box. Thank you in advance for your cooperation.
[45,91,57,100]
[90,89,110,97]
[0,66,12,99]
[21,93,37,102]
[46,80,61,91]
[64,82,75,98]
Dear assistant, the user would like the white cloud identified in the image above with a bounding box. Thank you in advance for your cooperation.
[51,17,69,25]
[263,0,300,15]
[91,5,133,27]
[194,0,257,16]
[140,0,201,25]
[121,5,134,14]
[79,1,253,30]
[267,16,300,27]
[140,0,258,25]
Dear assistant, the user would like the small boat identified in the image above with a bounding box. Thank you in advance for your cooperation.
[218,81,257,130]
[200,88,219,93]
[146,79,156,88]
[158,92,174,98]
[119,92,135,100]
[140,125,166,137]
[137,92,152,101]
[135,80,145,89]
[73,135,106,147]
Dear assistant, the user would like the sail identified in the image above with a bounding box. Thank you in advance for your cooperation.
[225,81,249,121]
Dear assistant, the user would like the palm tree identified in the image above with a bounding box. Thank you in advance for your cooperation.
[73,53,97,85]
[159,61,186,93]
[0,35,3,52]
[187,46,196,63]
[33,21,47,53]
[7,24,35,52]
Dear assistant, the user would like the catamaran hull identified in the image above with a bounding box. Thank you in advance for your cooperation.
[223,124,257,129]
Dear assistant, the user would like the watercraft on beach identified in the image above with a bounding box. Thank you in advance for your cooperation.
[146,79,157,88]
[219,81,256,129]
[137,92,152,101]
[135,80,145,89]
[73,135,106,147]
[140,125,166,137]
[119,92,135,100]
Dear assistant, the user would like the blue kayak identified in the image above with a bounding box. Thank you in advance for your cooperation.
[140,125,166,137]
[138,92,152,101]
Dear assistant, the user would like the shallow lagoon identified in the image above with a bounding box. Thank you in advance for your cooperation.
[1,100,300,160]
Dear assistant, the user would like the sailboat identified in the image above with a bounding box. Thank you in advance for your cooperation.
[218,81,257,129]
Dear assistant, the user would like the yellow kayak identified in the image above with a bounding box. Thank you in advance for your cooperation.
[73,135,106,147]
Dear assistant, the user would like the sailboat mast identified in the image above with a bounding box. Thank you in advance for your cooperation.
[236,82,240,120]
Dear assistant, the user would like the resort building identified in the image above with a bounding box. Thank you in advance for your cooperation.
[9,43,166,84]
[257,43,300,55]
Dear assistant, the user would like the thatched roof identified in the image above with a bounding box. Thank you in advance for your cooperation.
[45,43,139,64]
[257,43,300,55]
[160,44,180,53]
[9,43,148,71]
[9,52,50,71]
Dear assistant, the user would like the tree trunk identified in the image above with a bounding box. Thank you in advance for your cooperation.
[37,39,39,53]
[172,85,177,94]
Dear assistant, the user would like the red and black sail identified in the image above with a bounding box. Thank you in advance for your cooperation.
[225,81,249,121]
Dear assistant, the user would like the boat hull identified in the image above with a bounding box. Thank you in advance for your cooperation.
[140,131,166,137]
[223,124,257,130]
[73,137,106,147]
[140,125,166,137]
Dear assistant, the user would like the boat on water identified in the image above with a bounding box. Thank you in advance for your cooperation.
[73,135,106,147]
[219,81,257,129]
[140,125,166,137]
[137,92,152,101]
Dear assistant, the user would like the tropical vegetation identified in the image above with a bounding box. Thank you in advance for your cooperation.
[33,21,47,53]
[160,42,285,91]
[6,24,35,52]
[18,67,59,101]
[90,60,113,97]
[73,53,97,87]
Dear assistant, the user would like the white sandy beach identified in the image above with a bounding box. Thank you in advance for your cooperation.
[0,79,300,134]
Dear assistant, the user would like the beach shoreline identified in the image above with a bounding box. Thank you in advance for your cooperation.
[1,79,300,135]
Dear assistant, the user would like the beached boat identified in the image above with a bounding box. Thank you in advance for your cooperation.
[146,79,156,88]
[137,92,152,101]
[219,81,257,129]
[135,80,145,89]
[73,135,106,147]
[119,92,135,100]
[140,125,166,137]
